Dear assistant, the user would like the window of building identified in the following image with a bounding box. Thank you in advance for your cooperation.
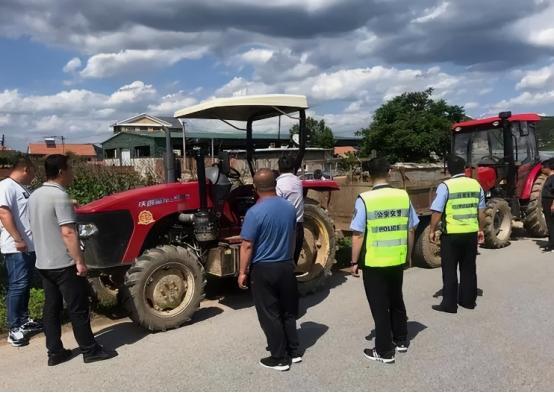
[104,149,117,159]
[134,145,151,158]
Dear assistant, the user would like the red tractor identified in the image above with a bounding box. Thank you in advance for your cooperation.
[451,112,548,248]
[77,95,339,331]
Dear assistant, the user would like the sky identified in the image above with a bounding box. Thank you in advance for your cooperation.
[1,0,554,151]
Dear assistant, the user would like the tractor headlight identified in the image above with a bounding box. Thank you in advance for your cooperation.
[78,223,98,239]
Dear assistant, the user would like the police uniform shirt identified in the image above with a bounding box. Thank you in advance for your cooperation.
[350,184,420,233]
[430,174,486,213]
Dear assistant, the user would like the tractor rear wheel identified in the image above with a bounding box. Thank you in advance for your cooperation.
[483,198,512,248]
[523,173,548,237]
[296,204,336,296]
[414,224,442,268]
[121,245,206,331]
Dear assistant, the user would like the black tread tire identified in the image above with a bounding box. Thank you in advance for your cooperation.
[121,245,206,331]
[88,276,119,307]
[414,224,441,268]
[483,198,512,249]
[523,173,548,237]
[297,204,336,296]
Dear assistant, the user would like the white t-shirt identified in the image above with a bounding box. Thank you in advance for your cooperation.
[0,178,34,253]
[276,172,304,223]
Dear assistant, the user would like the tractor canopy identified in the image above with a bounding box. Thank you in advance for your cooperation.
[174,95,309,176]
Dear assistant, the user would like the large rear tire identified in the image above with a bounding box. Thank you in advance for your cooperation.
[483,198,512,248]
[121,245,206,331]
[414,224,442,268]
[523,173,548,237]
[89,276,119,307]
[296,204,336,296]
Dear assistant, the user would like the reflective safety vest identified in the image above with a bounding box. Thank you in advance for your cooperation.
[359,187,410,267]
[443,176,481,234]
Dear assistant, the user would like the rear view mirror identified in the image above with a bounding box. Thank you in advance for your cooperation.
[217,151,231,175]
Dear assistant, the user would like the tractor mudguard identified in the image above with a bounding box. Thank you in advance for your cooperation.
[519,163,543,201]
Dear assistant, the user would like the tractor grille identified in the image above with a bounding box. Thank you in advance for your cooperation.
[77,210,133,270]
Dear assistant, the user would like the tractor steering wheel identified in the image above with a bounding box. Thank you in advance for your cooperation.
[228,167,242,180]
[479,155,503,164]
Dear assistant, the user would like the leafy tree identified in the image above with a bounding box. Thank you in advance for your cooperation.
[357,88,465,163]
[290,117,335,148]
[536,116,554,150]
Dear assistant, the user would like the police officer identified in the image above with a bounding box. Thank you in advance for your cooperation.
[429,154,486,313]
[351,158,419,364]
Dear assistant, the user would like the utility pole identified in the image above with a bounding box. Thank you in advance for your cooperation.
[181,120,187,173]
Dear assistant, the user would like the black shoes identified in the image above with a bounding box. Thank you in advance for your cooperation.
[363,348,395,364]
[395,341,409,353]
[20,318,43,335]
[259,356,291,371]
[48,349,72,366]
[7,328,29,347]
[432,304,457,313]
[83,346,118,364]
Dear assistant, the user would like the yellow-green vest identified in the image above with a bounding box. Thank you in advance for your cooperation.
[359,187,410,267]
[443,176,481,234]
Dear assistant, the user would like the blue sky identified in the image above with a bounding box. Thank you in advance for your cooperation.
[1,0,554,151]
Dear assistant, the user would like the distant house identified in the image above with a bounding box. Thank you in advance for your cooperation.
[103,113,289,163]
[334,146,359,157]
[27,142,100,161]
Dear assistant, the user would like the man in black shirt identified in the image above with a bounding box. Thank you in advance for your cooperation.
[541,158,554,251]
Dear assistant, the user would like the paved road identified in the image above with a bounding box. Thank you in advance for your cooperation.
[1,237,553,391]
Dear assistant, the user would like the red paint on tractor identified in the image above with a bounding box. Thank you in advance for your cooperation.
[520,163,543,200]
[465,167,496,192]
[452,113,541,130]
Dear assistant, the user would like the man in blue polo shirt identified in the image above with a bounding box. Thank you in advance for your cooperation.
[238,168,300,372]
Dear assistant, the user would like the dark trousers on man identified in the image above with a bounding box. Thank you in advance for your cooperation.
[251,261,300,360]
[440,233,478,310]
[294,222,304,264]
[362,264,407,357]
[38,266,98,357]
[543,201,554,247]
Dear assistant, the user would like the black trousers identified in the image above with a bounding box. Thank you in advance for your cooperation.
[362,264,407,356]
[543,201,554,246]
[440,233,478,310]
[294,222,304,264]
[251,262,300,359]
[38,266,98,357]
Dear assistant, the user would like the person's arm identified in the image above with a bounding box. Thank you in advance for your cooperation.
[238,210,257,289]
[351,231,364,277]
[407,203,420,264]
[429,183,447,243]
[61,224,87,276]
[349,197,366,276]
[0,206,27,252]
[238,240,253,289]
[477,187,486,244]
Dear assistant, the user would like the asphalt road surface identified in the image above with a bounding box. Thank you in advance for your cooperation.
[1,236,553,391]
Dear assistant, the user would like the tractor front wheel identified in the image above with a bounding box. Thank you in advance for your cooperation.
[413,224,442,268]
[121,245,206,331]
[523,173,548,237]
[296,204,336,296]
[483,198,512,248]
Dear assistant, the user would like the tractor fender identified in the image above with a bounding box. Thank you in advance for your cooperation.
[301,179,340,193]
[520,163,543,201]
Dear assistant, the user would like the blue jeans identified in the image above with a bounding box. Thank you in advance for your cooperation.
[4,252,36,329]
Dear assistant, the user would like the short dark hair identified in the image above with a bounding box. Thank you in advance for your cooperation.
[447,154,466,175]
[367,157,390,179]
[543,158,554,170]
[278,155,295,173]
[314,169,323,179]
[45,154,69,180]
[10,153,34,171]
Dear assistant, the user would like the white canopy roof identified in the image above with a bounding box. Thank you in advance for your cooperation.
[174,94,308,121]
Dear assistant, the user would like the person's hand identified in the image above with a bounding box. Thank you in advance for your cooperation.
[429,229,437,244]
[477,230,485,245]
[351,263,359,277]
[237,273,248,289]
[76,262,88,277]
[14,239,27,252]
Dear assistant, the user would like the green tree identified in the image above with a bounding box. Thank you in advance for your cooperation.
[357,88,465,163]
[290,117,335,148]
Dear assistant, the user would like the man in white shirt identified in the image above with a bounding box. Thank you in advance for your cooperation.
[276,155,304,264]
[0,154,42,347]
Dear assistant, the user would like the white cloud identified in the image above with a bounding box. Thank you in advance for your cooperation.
[107,81,157,106]
[412,2,449,24]
[148,92,198,114]
[62,57,82,73]
[464,102,479,110]
[240,48,274,64]
[80,48,207,79]
[516,64,554,90]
